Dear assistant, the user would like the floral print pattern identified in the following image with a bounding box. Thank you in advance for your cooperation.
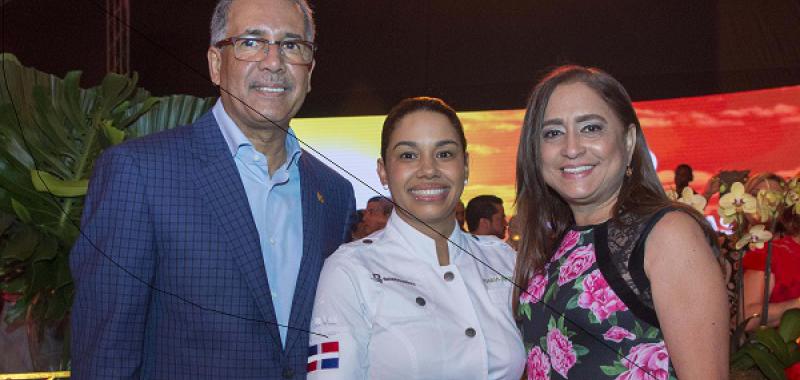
[547,328,577,378]
[552,230,581,262]
[616,342,671,380]
[557,244,595,285]
[520,226,676,379]
[526,346,551,380]
[577,269,628,322]
[521,272,548,305]
[603,326,636,343]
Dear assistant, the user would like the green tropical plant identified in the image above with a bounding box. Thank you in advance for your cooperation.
[716,176,800,380]
[731,309,800,380]
[0,53,214,366]
[128,93,215,138]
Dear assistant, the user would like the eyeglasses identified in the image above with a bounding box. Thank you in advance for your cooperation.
[215,37,316,65]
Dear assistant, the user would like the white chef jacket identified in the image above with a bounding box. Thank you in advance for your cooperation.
[307,211,525,380]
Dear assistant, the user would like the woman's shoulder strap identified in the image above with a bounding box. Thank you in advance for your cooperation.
[598,206,677,328]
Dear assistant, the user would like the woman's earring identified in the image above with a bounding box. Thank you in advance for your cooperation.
[625,165,633,177]
[382,184,389,190]
[464,179,469,186]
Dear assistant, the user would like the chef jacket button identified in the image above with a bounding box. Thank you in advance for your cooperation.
[416,297,426,306]
[465,327,476,337]
[443,271,455,281]
[362,239,373,244]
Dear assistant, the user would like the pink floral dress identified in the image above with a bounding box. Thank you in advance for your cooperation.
[519,223,677,380]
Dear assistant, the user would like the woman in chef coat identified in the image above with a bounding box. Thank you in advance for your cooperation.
[307,97,525,380]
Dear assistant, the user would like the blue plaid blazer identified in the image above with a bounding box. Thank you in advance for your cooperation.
[69,112,356,379]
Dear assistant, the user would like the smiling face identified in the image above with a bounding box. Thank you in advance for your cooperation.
[207,0,313,133]
[378,110,468,236]
[539,82,636,224]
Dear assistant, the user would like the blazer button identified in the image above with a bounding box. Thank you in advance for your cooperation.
[282,367,295,379]
[443,271,455,281]
[465,327,476,337]
[416,297,426,306]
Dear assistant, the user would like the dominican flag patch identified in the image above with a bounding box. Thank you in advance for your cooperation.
[307,341,340,372]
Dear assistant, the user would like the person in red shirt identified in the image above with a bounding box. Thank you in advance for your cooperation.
[742,173,800,330]
[742,173,800,380]
[740,172,800,379]
[743,234,800,326]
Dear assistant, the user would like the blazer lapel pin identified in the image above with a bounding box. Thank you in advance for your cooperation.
[316,191,325,204]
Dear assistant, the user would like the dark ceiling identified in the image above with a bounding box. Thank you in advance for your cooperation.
[3,0,800,117]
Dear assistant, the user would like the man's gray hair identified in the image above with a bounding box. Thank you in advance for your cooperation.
[209,0,316,45]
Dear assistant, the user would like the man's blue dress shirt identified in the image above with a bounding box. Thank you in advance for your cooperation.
[213,101,303,347]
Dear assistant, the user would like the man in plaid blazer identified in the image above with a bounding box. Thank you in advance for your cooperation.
[69,0,355,378]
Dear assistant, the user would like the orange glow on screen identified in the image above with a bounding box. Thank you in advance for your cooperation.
[292,85,800,218]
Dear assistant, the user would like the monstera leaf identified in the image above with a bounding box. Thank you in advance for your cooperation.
[0,54,213,340]
[0,63,156,333]
[128,93,215,137]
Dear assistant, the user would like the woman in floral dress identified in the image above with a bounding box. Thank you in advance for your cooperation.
[513,65,729,379]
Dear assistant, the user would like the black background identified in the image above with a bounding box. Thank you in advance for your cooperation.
[3,0,800,117]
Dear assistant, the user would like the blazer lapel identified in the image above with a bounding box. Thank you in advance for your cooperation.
[190,113,283,352]
[285,153,326,351]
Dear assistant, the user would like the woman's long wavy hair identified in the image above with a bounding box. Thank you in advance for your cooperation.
[512,65,715,313]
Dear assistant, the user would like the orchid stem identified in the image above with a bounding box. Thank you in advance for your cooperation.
[758,218,779,327]
[736,249,745,327]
